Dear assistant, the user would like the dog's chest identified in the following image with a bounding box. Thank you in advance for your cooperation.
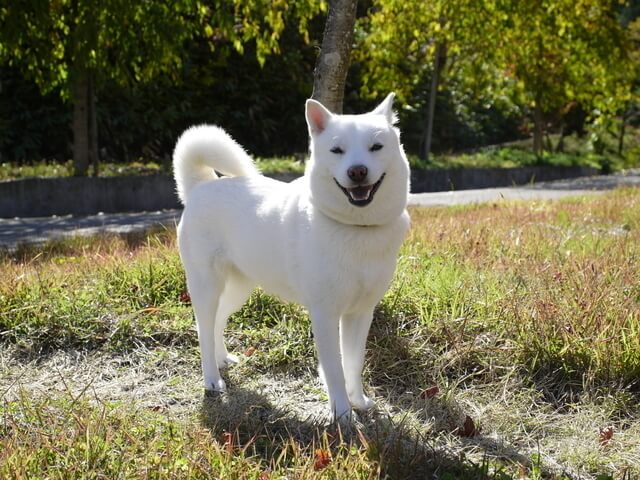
[300,222,402,311]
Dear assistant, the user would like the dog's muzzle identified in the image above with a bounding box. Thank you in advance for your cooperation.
[334,173,386,207]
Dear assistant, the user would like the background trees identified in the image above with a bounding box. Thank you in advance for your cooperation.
[0,0,323,175]
[0,0,638,173]
[357,0,636,161]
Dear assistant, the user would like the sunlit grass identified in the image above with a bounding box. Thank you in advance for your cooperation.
[0,157,306,180]
[1,188,640,478]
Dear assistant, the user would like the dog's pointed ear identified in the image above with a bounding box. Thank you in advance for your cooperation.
[306,99,333,135]
[372,92,398,125]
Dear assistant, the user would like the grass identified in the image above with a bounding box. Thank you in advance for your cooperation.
[1,189,640,478]
[409,146,611,171]
[0,157,306,181]
[410,128,640,173]
[0,160,167,180]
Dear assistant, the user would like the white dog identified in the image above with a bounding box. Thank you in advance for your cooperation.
[173,94,410,421]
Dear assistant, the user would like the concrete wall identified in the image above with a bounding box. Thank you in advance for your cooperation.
[0,167,598,218]
[410,165,599,193]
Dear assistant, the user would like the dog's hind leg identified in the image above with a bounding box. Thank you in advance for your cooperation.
[340,310,376,411]
[214,271,253,367]
[187,266,226,392]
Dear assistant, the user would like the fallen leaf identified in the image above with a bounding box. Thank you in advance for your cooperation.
[420,386,440,399]
[517,463,528,479]
[244,346,257,357]
[141,307,161,314]
[455,415,478,437]
[179,291,191,304]
[221,431,234,454]
[314,448,331,471]
[599,426,614,446]
[258,470,271,480]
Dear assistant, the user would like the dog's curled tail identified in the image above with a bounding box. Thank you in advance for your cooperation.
[173,125,259,204]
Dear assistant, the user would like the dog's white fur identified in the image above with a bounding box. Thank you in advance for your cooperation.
[173,94,410,421]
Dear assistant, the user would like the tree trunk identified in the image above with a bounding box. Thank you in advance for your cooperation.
[618,113,626,156]
[72,69,99,176]
[421,42,445,162]
[555,122,565,153]
[533,95,544,157]
[72,70,90,176]
[311,0,358,113]
[88,74,99,176]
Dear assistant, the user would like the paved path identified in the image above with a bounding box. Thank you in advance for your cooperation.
[2,170,639,250]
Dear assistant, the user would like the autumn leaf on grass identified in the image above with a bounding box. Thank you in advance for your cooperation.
[420,386,440,399]
[455,415,479,437]
[599,426,614,446]
[244,346,257,357]
[258,470,271,480]
[179,291,191,304]
[221,431,234,454]
[141,307,161,315]
[314,448,332,471]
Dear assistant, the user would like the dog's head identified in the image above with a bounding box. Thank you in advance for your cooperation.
[305,93,410,226]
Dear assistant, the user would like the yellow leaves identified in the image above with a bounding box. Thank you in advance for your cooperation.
[313,448,332,471]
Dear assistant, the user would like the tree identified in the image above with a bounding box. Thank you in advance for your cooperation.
[0,0,324,175]
[356,0,511,160]
[312,0,358,113]
[1,1,198,175]
[355,0,635,158]
[499,0,633,156]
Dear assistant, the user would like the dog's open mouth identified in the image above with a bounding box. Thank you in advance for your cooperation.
[334,173,386,207]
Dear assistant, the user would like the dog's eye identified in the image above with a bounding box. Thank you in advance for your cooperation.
[330,146,344,154]
[370,143,383,152]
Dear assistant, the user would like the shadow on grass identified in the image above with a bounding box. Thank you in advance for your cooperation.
[198,382,531,479]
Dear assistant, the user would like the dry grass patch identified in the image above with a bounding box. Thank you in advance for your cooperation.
[1,188,640,479]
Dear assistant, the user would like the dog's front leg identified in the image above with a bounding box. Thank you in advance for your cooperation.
[309,308,351,422]
[340,310,376,411]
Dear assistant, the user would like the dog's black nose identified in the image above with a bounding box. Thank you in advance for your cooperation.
[347,164,368,183]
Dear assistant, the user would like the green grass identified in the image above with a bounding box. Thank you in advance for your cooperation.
[410,146,610,171]
[410,127,640,172]
[0,156,306,181]
[0,160,167,180]
[255,156,306,174]
[2,189,640,478]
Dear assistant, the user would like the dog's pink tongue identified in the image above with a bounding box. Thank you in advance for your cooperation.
[348,185,373,201]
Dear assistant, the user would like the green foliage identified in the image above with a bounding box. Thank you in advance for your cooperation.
[0,0,326,165]
[0,1,195,95]
[0,0,325,94]
[0,32,320,162]
[499,0,634,122]
[355,0,637,155]
[1,0,639,165]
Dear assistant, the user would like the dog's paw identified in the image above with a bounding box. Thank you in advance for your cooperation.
[217,353,239,368]
[349,394,375,411]
[331,399,353,424]
[205,378,227,393]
